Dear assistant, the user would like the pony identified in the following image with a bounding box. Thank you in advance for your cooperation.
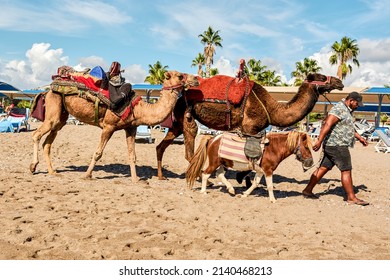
[186,131,314,203]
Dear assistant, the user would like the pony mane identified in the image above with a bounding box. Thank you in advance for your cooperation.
[267,131,312,151]
[287,131,312,150]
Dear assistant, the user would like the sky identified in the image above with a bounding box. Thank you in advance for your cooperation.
[1,0,390,90]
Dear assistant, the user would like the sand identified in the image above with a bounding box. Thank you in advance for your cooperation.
[0,122,389,260]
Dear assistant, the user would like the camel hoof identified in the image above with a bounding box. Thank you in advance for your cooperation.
[228,189,235,195]
[158,176,167,181]
[242,193,248,197]
[270,199,276,203]
[29,163,38,173]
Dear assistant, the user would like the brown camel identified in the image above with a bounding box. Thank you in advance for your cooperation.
[30,70,199,182]
[156,73,344,179]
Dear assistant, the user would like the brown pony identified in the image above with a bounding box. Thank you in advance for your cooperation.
[186,131,313,203]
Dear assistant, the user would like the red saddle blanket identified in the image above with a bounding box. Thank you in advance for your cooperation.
[186,75,254,105]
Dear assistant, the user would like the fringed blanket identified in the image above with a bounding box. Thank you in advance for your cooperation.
[50,66,140,120]
[50,79,141,120]
[218,133,248,163]
[186,75,254,105]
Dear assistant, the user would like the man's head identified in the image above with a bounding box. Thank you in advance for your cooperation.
[346,91,364,110]
[347,91,364,106]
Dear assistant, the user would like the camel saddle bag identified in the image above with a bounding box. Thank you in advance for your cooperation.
[31,92,46,121]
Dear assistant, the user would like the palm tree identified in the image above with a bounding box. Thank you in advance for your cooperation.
[210,68,219,77]
[245,58,267,82]
[329,36,360,80]
[191,53,205,77]
[144,61,168,84]
[261,70,282,86]
[198,26,223,78]
[291,57,322,86]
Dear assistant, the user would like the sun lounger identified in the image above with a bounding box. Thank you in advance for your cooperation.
[374,130,390,153]
[309,127,321,140]
[136,125,153,143]
[0,119,15,133]
[6,108,30,132]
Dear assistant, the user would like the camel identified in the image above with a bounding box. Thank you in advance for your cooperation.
[156,73,344,179]
[30,70,199,182]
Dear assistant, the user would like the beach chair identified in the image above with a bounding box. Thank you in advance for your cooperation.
[6,108,30,132]
[0,119,15,133]
[135,125,153,143]
[310,127,321,140]
[374,130,390,153]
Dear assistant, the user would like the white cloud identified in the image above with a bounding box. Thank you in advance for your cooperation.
[62,1,132,25]
[214,57,236,77]
[0,43,150,89]
[0,0,131,35]
[358,38,390,63]
[0,43,68,89]
[310,40,390,87]
[75,56,108,71]
[123,64,148,84]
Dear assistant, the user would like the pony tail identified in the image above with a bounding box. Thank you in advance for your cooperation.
[186,135,213,189]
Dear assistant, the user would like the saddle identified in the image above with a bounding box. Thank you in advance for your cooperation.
[244,130,268,162]
[51,62,136,117]
[105,62,134,111]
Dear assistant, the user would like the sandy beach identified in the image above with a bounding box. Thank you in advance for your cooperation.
[0,121,389,260]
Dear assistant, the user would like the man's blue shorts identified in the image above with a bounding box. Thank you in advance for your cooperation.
[320,146,352,171]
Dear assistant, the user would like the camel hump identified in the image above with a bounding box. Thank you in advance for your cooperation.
[187,75,253,105]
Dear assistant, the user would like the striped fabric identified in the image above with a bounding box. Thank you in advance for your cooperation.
[218,133,248,163]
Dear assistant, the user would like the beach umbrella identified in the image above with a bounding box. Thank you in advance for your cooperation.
[0,81,22,100]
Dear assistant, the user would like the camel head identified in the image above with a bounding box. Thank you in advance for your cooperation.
[304,73,344,93]
[162,71,199,92]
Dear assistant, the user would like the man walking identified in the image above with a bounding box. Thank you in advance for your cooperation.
[302,92,369,206]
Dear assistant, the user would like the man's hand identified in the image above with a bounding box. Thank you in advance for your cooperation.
[359,137,368,146]
[312,140,322,151]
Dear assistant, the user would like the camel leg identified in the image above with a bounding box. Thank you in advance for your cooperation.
[156,126,182,180]
[30,121,53,173]
[42,130,61,174]
[84,126,115,179]
[264,175,276,203]
[125,127,138,183]
[31,114,67,174]
[242,172,263,197]
[215,166,235,195]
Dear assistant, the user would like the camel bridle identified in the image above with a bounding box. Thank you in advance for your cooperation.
[304,75,333,104]
[161,74,188,91]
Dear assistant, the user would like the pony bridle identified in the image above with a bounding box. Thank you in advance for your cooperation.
[161,74,189,92]
[293,134,315,172]
[293,136,303,161]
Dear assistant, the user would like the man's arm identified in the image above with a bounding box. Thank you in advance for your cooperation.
[354,131,368,146]
[312,114,339,151]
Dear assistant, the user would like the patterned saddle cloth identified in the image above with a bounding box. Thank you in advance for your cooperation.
[218,132,265,163]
